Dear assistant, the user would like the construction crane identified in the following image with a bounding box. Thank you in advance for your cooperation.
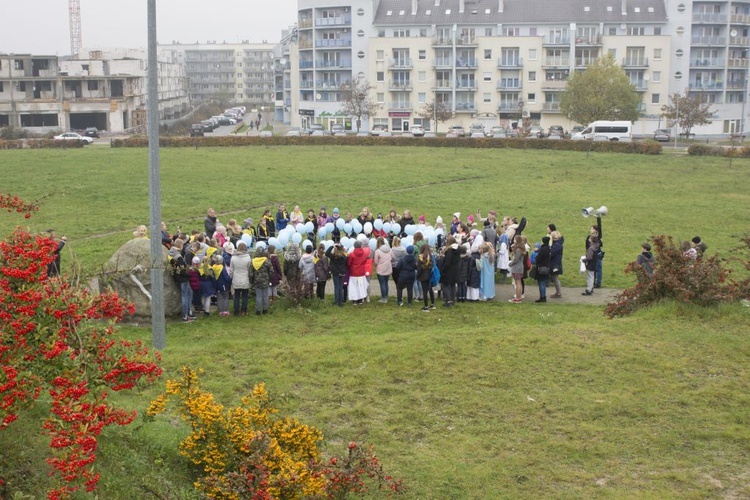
[68,0,82,58]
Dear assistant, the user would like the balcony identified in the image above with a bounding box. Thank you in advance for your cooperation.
[726,81,748,89]
[456,81,477,90]
[730,36,750,46]
[689,81,725,91]
[388,58,413,69]
[542,102,561,112]
[728,58,750,68]
[690,58,724,67]
[432,37,453,46]
[299,60,314,69]
[622,57,649,68]
[456,58,478,68]
[315,38,351,48]
[692,13,727,23]
[388,81,412,91]
[300,81,314,89]
[498,103,522,111]
[316,81,343,89]
[575,58,597,68]
[433,80,452,90]
[497,57,523,68]
[631,80,648,91]
[388,101,412,110]
[497,79,522,90]
[543,59,570,68]
[298,19,313,29]
[574,35,602,45]
[317,61,352,69]
[691,36,726,45]
[299,40,313,49]
[541,79,568,90]
[543,36,570,46]
[432,58,454,68]
[315,15,351,27]
[456,36,478,46]
[731,13,750,23]
[455,102,476,112]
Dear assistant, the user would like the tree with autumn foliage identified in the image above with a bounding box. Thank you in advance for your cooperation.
[0,194,162,499]
[661,90,714,138]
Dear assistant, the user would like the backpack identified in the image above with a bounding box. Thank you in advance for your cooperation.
[429,254,441,287]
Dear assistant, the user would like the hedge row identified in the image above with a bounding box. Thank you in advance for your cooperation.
[110,135,662,155]
[0,139,84,150]
[687,144,750,157]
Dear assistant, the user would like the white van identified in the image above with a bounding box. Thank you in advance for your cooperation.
[571,121,632,142]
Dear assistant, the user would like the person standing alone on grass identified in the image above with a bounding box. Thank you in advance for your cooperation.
[46,229,67,277]
[549,230,564,298]
[636,242,655,279]
[585,216,604,288]
[582,235,600,296]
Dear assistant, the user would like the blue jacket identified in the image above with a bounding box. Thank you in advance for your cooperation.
[396,254,417,284]
[550,237,564,274]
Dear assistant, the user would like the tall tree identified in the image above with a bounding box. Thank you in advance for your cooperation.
[559,54,642,125]
[338,77,381,131]
[417,99,452,133]
[661,91,714,137]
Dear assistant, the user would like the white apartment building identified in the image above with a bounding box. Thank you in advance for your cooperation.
[160,41,276,110]
[289,0,750,136]
[0,49,189,133]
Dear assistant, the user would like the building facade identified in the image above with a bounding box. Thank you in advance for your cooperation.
[0,49,189,133]
[288,0,749,136]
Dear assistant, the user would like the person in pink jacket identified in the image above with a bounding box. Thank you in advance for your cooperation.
[373,237,394,303]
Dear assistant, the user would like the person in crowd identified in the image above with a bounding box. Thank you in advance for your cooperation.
[204,208,218,239]
[691,236,707,257]
[290,205,305,227]
[231,241,252,316]
[636,242,655,279]
[243,218,256,239]
[467,214,476,228]
[466,234,483,302]
[256,216,271,243]
[585,216,604,288]
[450,213,461,235]
[347,240,370,305]
[132,224,148,239]
[226,219,243,246]
[535,236,551,303]
[549,230,565,298]
[169,239,194,322]
[357,207,375,226]
[221,242,234,269]
[161,222,172,249]
[306,209,318,244]
[373,213,388,240]
[440,236,460,307]
[481,220,497,252]
[262,210,275,238]
[582,235,600,295]
[326,242,348,306]
[283,243,302,286]
[275,204,289,233]
[46,229,67,277]
[434,216,446,252]
[267,244,283,304]
[508,235,526,303]
[457,245,470,302]
[213,225,228,248]
[212,253,232,316]
[313,243,330,300]
[373,237,393,303]
[396,245,417,306]
[399,210,415,236]
[317,206,331,229]
[479,242,495,301]
[198,256,216,316]
[390,236,406,288]
[249,247,273,315]
[416,244,436,311]
[682,240,698,260]
[299,244,316,299]
[412,232,426,301]
[188,256,202,316]
[330,207,342,242]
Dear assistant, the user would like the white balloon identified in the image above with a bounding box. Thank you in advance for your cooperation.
[302,239,312,251]
[368,238,377,251]
[325,222,334,232]
[323,240,334,251]
[292,233,302,244]
[305,221,314,233]
[364,222,373,235]
[374,219,383,231]
[383,222,392,234]
[296,224,307,234]
[336,218,345,229]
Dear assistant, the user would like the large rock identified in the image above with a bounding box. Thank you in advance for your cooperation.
[100,238,181,321]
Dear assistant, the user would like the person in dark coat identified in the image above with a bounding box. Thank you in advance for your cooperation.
[535,236,551,302]
[440,236,460,307]
[46,229,66,277]
[549,231,564,298]
[326,242,348,306]
[395,245,417,306]
[204,208,218,239]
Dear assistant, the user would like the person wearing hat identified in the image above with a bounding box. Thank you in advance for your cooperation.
[242,218,256,239]
[636,242,655,278]
[395,245,417,306]
[330,207,342,242]
[46,228,67,277]
[188,256,202,317]
[450,213,462,235]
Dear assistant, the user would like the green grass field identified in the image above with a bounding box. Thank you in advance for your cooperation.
[1,146,749,498]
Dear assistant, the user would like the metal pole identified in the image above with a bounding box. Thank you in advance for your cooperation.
[147,0,165,350]
[673,97,678,149]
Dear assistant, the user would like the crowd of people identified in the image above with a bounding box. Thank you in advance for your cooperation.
[156,205,614,322]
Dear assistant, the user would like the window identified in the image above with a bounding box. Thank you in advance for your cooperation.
[483,72,492,82]
[376,92,385,103]
[528,71,536,82]
[652,71,661,83]
[14,60,24,70]
[376,50,384,60]
[82,64,89,71]
[418,71,426,82]
[0,82,3,92]
[419,50,426,60]
[485,28,493,36]
[483,92,491,103]
[651,94,660,104]
[394,29,410,37]
[87,81,99,91]
[608,27,617,35]
[628,26,645,36]
[527,93,536,103]
[528,49,537,60]
[377,71,384,82]
[654,48,662,60]
[503,27,520,36]
[418,92,426,103]
[654,27,661,35]
[419,29,428,37]
[484,49,492,60]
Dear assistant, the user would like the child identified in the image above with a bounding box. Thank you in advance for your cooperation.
[249,247,273,315]
[212,253,232,316]
[313,243,330,300]
[299,244,316,299]
[188,256,202,315]
[198,257,216,316]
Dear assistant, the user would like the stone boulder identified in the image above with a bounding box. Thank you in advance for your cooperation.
[100,238,181,321]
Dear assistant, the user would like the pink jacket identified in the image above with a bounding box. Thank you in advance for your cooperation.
[373,245,393,276]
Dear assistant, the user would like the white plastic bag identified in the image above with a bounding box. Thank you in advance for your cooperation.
[579,256,586,273]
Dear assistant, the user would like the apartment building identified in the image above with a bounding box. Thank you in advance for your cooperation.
[0,49,189,133]
[160,41,276,110]
[289,0,749,136]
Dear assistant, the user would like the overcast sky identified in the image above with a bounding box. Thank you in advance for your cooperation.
[0,0,298,55]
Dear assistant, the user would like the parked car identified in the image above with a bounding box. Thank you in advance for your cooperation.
[470,131,486,138]
[571,125,585,135]
[547,125,565,138]
[311,130,328,136]
[449,125,466,137]
[190,124,205,137]
[285,129,303,137]
[410,125,425,137]
[200,121,214,133]
[259,130,273,138]
[310,123,325,133]
[528,125,543,138]
[212,116,231,126]
[331,123,345,134]
[370,124,388,136]
[653,129,671,142]
[487,125,504,137]
[470,123,485,136]
[84,127,100,138]
[53,132,93,145]
[491,128,508,139]
[506,128,520,138]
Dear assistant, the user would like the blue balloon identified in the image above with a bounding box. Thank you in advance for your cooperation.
[241,234,253,246]
[302,239,312,251]
[374,219,383,231]
[364,222,373,235]
[391,224,401,235]
[268,237,280,249]
[344,223,352,234]
[383,222,392,234]
[325,222,334,232]
[352,220,362,234]
[335,218,345,230]
[305,221,314,233]
[292,233,302,244]
[278,232,289,248]
[341,237,352,249]
[402,235,414,247]
[368,238,377,251]
[318,227,328,238]
[296,224,307,234]
[405,224,416,236]
[323,240,334,251]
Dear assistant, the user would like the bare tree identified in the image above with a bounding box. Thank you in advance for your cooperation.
[661,91,714,137]
[417,99,452,133]
[339,77,381,131]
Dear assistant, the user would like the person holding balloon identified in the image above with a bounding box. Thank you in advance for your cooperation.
[306,209,318,244]
[267,244,283,304]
